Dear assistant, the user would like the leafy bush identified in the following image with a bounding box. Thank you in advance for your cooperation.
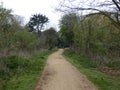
[64,49,120,90]
[0,56,29,80]
[13,30,37,51]
[64,49,97,68]
[107,60,120,70]
[0,49,57,90]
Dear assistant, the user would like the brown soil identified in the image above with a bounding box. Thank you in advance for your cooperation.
[98,67,120,76]
[35,49,98,90]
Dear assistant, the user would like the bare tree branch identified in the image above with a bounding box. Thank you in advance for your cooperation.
[112,0,120,11]
[57,0,120,29]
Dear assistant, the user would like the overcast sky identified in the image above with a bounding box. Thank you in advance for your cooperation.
[0,0,61,30]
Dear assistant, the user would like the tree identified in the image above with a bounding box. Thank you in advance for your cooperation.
[13,30,37,51]
[42,27,57,50]
[28,14,49,35]
[38,27,57,49]
[59,13,79,47]
[57,0,120,29]
[0,7,13,31]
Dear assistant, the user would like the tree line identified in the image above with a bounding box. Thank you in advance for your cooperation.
[0,6,58,57]
[59,0,120,68]
[0,5,58,89]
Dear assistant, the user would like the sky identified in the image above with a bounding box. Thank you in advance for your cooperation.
[0,0,61,30]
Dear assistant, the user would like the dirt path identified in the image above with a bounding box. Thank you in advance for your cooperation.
[35,49,98,90]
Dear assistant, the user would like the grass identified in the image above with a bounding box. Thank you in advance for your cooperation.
[63,49,120,90]
[0,49,57,90]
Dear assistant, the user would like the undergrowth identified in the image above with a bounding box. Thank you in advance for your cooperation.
[0,49,57,90]
[63,49,120,90]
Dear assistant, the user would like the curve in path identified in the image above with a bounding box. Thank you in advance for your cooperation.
[35,49,98,90]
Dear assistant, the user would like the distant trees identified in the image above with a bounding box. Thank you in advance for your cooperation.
[10,15,24,31]
[0,7,13,31]
[59,13,79,47]
[0,5,58,55]
[0,5,58,90]
[39,27,58,50]
[0,6,38,56]
[59,12,120,66]
[13,30,37,51]
[27,14,58,49]
[57,0,120,68]
[28,14,49,35]
[0,7,16,56]
[44,28,58,50]
[58,0,120,29]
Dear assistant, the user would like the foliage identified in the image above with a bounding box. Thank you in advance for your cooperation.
[9,15,24,31]
[0,49,56,90]
[38,27,58,49]
[43,27,58,49]
[13,30,37,51]
[0,7,57,90]
[28,14,49,35]
[59,12,120,66]
[0,5,60,90]
[58,0,120,29]
[0,7,13,31]
[56,37,64,48]
[63,49,120,90]
[59,13,79,46]
[0,6,32,56]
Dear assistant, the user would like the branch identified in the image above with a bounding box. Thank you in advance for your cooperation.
[112,0,120,11]
[62,6,120,29]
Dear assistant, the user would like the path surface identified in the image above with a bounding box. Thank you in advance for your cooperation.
[35,49,98,90]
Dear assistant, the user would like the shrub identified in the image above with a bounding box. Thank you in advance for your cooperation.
[13,30,37,51]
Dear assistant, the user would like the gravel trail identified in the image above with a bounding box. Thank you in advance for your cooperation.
[35,49,98,90]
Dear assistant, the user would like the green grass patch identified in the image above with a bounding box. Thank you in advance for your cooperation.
[63,49,120,90]
[0,49,57,90]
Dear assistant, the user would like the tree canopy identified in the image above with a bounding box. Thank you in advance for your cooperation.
[28,14,49,35]
[59,13,79,47]
[58,0,120,29]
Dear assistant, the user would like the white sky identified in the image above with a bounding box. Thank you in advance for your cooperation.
[0,0,61,30]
